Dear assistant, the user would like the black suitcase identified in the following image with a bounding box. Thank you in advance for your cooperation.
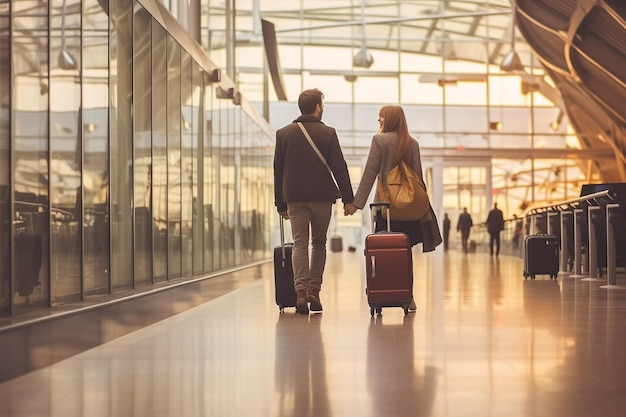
[365,203,413,316]
[330,235,343,252]
[274,217,297,312]
[523,234,559,280]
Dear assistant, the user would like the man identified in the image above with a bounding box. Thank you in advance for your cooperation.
[274,89,354,315]
[457,207,473,253]
[443,213,451,251]
[486,202,505,257]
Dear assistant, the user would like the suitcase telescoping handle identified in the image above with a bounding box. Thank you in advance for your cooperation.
[369,202,391,233]
[279,215,287,263]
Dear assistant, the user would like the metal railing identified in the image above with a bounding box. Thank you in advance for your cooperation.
[522,190,626,287]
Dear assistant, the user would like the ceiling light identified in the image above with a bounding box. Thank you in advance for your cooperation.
[353,46,374,68]
[550,120,559,131]
[353,0,373,68]
[58,0,77,70]
[59,49,77,70]
[550,110,564,131]
[500,50,524,72]
[499,6,524,72]
[436,33,457,60]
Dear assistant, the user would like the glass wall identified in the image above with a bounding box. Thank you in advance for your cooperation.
[181,51,194,278]
[0,0,10,314]
[202,76,215,273]
[0,0,275,319]
[152,21,168,283]
[192,63,204,276]
[12,0,50,314]
[110,0,134,291]
[83,0,110,298]
[50,0,82,304]
[133,7,153,286]
[167,36,183,279]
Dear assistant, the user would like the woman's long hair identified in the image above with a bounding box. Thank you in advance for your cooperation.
[379,105,412,164]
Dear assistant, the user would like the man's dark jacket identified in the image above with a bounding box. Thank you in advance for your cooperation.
[274,115,354,212]
[486,208,504,234]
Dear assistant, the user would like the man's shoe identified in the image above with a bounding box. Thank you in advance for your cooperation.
[308,289,323,313]
[296,289,309,315]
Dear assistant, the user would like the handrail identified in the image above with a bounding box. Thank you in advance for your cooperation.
[526,190,613,215]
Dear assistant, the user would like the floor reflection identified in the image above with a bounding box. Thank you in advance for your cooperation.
[367,313,436,416]
[275,313,330,417]
[1,250,626,417]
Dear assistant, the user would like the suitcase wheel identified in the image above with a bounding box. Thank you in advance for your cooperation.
[370,306,382,317]
[403,306,409,315]
[279,305,285,313]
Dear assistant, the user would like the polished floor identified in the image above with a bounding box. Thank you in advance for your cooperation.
[2,247,626,417]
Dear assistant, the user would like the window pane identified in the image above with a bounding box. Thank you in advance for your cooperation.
[133,6,152,286]
[0,1,11,314]
[192,63,203,275]
[181,53,193,277]
[110,0,133,290]
[152,22,168,283]
[220,103,235,267]
[203,82,214,273]
[82,0,110,297]
[13,5,50,313]
[50,0,81,303]
[167,38,182,279]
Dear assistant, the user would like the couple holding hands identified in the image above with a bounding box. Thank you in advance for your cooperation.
[274,88,442,314]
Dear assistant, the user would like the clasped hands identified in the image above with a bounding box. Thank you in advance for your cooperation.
[344,202,358,216]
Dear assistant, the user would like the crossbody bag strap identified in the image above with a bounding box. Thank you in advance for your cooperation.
[297,122,333,177]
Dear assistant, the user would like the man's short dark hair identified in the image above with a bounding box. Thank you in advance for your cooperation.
[298,88,324,115]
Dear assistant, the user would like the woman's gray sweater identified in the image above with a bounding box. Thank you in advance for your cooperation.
[352,132,424,209]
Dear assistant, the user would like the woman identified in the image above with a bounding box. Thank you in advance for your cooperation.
[345,105,442,308]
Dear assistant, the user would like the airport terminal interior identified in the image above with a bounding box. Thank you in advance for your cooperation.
[1,0,626,416]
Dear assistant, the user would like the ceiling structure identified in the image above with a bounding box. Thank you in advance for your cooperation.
[514,0,626,182]
[203,0,626,195]
[5,0,625,208]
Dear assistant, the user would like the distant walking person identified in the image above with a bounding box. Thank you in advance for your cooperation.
[443,213,451,251]
[457,208,473,253]
[274,88,354,315]
[486,203,505,257]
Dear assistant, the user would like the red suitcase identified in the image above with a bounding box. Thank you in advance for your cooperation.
[365,203,414,316]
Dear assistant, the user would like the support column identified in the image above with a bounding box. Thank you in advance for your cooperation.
[559,211,571,275]
[431,157,444,222]
[601,204,626,289]
[570,209,586,278]
[585,206,600,280]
